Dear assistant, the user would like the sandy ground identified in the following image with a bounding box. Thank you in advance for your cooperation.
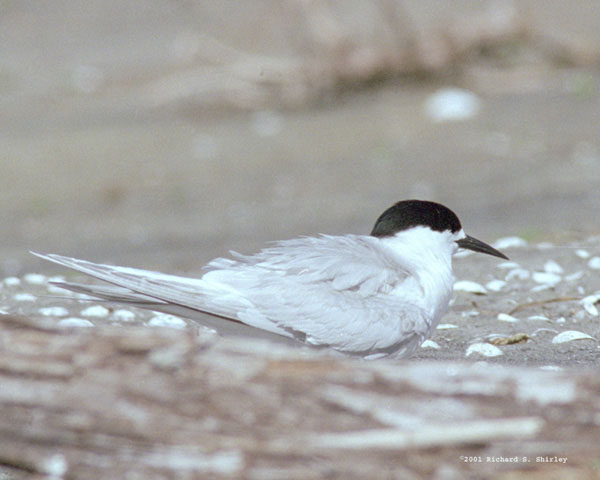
[1,2,599,364]
[3,235,599,369]
[1,5,600,479]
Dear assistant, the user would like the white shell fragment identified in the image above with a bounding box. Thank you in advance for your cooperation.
[47,283,75,295]
[588,257,600,269]
[81,305,110,318]
[24,273,47,285]
[58,317,95,328]
[486,279,506,292]
[437,323,458,330]
[575,249,590,259]
[565,271,584,282]
[496,261,520,270]
[532,272,561,287]
[13,293,36,302]
[3,277,21,287]
[497,313,519,323]
[552,330,596,344]
[42,453,68,478]
[543,260,563,274]
[466,343,503,358]
[252,110,284,137]
[38,306,69,317]
[539,365,563,372]
[111,309,136,322]
[424,87,481,122]
[148,314,187,329]
[454,280,487,294]
[581,294,600,316]
[528,315,550,322]
[505,268,530,281]
[420,339,440,350]
[493,237,528,249]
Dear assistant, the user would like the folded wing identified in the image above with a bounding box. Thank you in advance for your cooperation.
[32,236,426,357]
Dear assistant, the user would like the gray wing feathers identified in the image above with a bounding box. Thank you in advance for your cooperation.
[31,251,292,338]
[219,235,407,296]
[32,236,423,356]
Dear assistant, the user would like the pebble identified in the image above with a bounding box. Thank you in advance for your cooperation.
[3,277,21,287]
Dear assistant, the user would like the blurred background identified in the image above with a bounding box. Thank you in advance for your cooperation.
[2,0,600,275]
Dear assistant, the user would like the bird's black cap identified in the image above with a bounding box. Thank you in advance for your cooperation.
[371,200,462,237]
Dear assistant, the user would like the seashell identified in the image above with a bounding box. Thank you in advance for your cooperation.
[552,330,596,344]
[437,323,458,330]
[38,306,69,317]
[420,339,440,349]
[81,305,110,318]
[425,88,481,122]
[486,279,507,292]
[24,273,47,285]
[58,317,94,328]
[148,314,187,329]
[466,343,503,357]
[493,237,528,249]
[454,280,487,294]
[497,313,519,323]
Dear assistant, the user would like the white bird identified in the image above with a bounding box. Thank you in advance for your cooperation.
[32,200,507,359]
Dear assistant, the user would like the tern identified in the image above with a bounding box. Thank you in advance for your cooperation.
[32,199,507,359]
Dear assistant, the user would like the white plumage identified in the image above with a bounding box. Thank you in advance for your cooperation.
[32,200,507,359]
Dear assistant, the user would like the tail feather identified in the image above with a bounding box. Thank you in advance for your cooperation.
[50,281,165,306]
[31,251,230,315]
[32,252,295,343]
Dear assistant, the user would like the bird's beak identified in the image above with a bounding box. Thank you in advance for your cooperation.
[457,235,509,260]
